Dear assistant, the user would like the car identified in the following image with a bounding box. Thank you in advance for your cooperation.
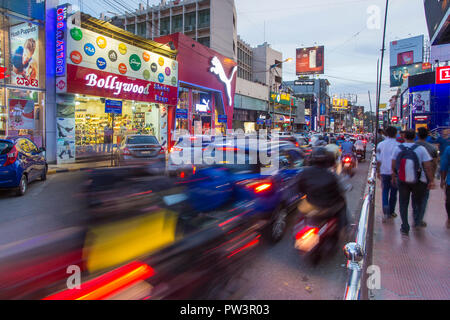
[0,137,47,196]
[113,135,165,169]
[168,135,215,176]
[196,137,306,242]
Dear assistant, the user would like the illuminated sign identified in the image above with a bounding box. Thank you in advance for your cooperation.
[210,56,237,107]
[56,5,68,76]
[195,98,211,113]
[436,66,450,84]
[392,116,398,122]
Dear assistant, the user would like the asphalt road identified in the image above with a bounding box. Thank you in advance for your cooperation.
[0,149,372,299]
[240,152,372,300]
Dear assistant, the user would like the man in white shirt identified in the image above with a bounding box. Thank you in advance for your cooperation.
[391,129,435,235]
[376,126,400,222]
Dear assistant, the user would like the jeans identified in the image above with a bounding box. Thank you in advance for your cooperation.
[398,181,428,232]
[446,185,450,219]
[381,174,398,216]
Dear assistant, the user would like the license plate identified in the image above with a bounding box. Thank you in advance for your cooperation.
[344,163,350,168]
[140,151,151,155]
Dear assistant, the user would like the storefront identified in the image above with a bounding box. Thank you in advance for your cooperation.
[155,33,237,147]
[269,92,296,131]
[0,2,46,148]
[54,9,178,164]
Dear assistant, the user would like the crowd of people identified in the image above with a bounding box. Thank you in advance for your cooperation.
[376,126,450,234]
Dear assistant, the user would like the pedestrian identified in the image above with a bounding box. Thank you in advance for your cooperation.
[376,126,400,222]
[440,145,450,228]
[376,128,385,145]
[413,127,439,226]
[391,129,435,235]
[396,130,406,143]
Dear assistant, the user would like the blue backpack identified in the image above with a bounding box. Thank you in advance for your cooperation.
[395,145,421,184]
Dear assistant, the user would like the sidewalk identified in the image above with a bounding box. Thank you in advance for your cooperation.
[372,179,450,300]
[47,160,112,175]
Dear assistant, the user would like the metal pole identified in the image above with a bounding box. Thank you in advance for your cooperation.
[368,90,374,133]
[375,0,389,147]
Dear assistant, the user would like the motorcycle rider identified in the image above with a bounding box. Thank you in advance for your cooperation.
[297,147,349,237]
[354,138,365,160]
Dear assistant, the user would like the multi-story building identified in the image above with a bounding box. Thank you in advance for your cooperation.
[108,0,237,60]
[237,36,253,81]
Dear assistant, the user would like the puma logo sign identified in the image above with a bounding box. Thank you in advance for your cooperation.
[210,56,237,106]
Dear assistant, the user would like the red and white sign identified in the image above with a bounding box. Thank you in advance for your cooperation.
[392,116,398,122]
[66,64,177,104]
[436,66,450,84]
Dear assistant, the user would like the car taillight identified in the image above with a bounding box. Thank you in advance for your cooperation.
[3,145,18,166]
[43,261,154,300]
[295,142,299,147]
[122,147,131,156]
[217,147,240,151]
[295,226,319,240]
[362,140,367,143]
[239,179,273,194]
[170,147,182,153]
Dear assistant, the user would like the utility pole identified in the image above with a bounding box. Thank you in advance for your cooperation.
[375,0,389,147]
[368,90,374,133]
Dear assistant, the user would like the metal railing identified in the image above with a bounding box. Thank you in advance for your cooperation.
[343,151,377,300]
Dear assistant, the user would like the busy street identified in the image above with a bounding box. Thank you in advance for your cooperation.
[0,0,449,305]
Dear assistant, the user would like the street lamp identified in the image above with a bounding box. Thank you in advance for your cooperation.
[268,58,293,130]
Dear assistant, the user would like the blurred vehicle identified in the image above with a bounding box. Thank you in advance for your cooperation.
[168,135,214,176]
[200,137,305,242]
[0,137,47,196]
[292,147,348,264]
[341,153,356,177]
[113,135,165,168]
[0,167,263,300]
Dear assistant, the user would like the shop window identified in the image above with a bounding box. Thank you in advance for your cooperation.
[176,87,189,132]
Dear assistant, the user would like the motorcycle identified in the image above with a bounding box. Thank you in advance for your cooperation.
[355,149,365,162]
[341,153,356,177]
[292,197,346,265]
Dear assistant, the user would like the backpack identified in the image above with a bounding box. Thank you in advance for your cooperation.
[395,145,421,184]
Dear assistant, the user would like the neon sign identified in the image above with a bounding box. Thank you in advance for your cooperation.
[210,56,237,107]
[56,5,67,76]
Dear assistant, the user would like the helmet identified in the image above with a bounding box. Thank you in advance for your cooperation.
[310,147,335,168]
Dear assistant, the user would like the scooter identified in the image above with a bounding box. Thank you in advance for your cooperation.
[341,153,356,177]
[355,149,365,162]
[292,198,346,265]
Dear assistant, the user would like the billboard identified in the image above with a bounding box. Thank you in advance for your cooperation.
[410,91,431,113]
[10,22,40,88]
[424,0,450,43]
[296,46,324,75]
[389,35,424,67]
[390,63,430,87]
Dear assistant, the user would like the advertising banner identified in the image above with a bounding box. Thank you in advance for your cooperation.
[2,0,45,21]
[160,105,168,147]
[105,99,123,114]
[8,99,34,130]
[66,64,178,104]
[424,0,450,42]
[436,66,450,84]
[389,35,424,67]
[10,22,39,88]
[411,91,430,113]
[296,46,324,75]
[66,22,178,88]
[390,63,430,87]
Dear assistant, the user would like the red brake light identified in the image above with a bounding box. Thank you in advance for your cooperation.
[344,157,351,163]
[122,147,131,156]
[239,179,273,194]
[170,146,182,153]
[179,171,185,178]
[217,147,240,151]
[295,142,299,147]
[295,226,319,240]
[3,145,18,166]
[43,261,154,300]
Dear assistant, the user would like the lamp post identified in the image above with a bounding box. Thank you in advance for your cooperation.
[268,57,293,130]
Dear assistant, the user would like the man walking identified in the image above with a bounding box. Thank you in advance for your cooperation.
[440,145,450,228]
[391,129,435,235]
[376,126,400,222]
[413,127,438,227]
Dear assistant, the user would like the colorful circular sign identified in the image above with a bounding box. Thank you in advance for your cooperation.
[118,63,127,74]
[171,76,177,86]
[84,43,95,56]
[129,54,142,71]
[158,57,165,66]
[158,73,164,83]
[118,43,127,55]
[165,67,171,76]
[96,57,107,70]
[70,28,83,41]
[151,63,158,73]
[70,51,82,64]
[143,69,150,80]
[96,36,107,49]
[142,52,150,62]
[108,50,118,62]
[172,61,177,70]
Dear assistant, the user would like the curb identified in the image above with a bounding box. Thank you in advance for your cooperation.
[47,166,111,175]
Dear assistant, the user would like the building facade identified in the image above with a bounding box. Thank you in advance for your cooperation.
[109,0,237,61]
